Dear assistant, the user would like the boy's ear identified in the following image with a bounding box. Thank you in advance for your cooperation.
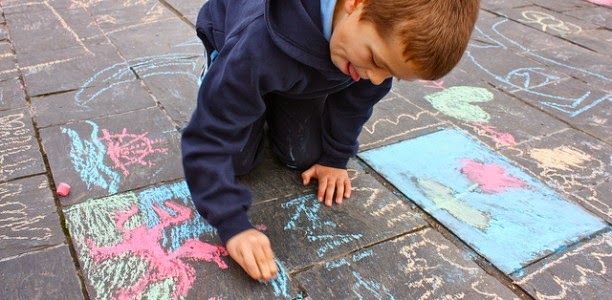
[344,0,364,14]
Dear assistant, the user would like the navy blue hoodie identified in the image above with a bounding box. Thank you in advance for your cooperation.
[181,0,392,245]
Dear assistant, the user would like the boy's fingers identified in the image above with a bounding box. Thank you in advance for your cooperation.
[317,178,327,202]
[344,180,352,198]
[335,182,344,204]
[263,245,278,279]
[240,249,262,280]
[301,170,311,185]
[325,180,335,206]
[254,247,272,281]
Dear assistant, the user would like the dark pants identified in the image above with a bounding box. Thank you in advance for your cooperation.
[233,94,325,176]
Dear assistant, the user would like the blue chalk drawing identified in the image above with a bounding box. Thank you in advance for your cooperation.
[75,39,201,110]
[63,120,121,193]
[467,19,611,117]
[282,194,363,257]
[359,129,607,274]
[137,181,216,252]
[270,260,291,298]
[352,271,396,300]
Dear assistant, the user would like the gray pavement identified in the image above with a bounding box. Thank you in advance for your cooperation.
[0,0,610,299]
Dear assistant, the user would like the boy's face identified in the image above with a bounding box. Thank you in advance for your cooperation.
[329,0,419,85]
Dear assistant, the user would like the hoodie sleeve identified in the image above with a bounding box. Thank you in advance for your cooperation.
[181,29,274,245]
[318,78,393,169]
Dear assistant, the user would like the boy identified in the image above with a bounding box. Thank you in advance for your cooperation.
[181,0,479,281]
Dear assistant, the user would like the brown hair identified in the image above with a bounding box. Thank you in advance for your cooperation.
[360,0,480,80]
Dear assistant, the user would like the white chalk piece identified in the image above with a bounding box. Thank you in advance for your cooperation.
[57,182,71,197]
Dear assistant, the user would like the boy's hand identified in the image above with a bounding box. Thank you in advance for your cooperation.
[226,229,278,282]
[301,164,352,206]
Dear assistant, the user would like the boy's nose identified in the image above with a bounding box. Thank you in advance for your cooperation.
[368,70,391,85]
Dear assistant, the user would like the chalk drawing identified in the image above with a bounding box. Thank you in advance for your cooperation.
[520,11,583,35]
[467,19,611,117]
[0,181,52,241]
[75,50,200,110]
[398,228,499,298]
[469,123,517,147]
[100,128,168,176]
[360,89,445,148]
[526,145,610,219]
[0,113,37,181]
[359,129,607,274]
[64,181,291,299]
[419,80,517,148]
[62,121,121,193]
[352,270,396,300]
[515,231,611,299]
[282,194,363,257]
[414,178,491,231]
[62,120,169,194]
[85,200,228,299]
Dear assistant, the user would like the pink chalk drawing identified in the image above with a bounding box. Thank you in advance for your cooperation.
[586,0,611,6]
[86,201,228,300]
[100,128,168,176]
[461,159,527,193]
[473,123,517,147]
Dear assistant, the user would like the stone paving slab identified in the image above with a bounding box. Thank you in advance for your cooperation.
[0,245,84,300]
[530,46,611,91]
[0,77,25,111]
[0,41,17,82]
[131,48,203,127]
[39,107,183,206]
[2,1,105,67]
[0,175,65,259]
[0,108,46,182]
[563,6,612,28]
[165,0,206,25]
[31,79,157,128]
[513,231,612,300]
[81,0,178,33]
[295,228,518,299]
[500,128,612,223]
[237,145,314,204]
[106,17,198,60]
[479,0,533,11]
[250,164,426,271]
[17,39,125,97]
[497,5,610,55]
[359,129,607,275]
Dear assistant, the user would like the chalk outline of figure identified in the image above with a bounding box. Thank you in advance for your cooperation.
[520,11,583,35]
[466,19,610,117]
[85,200,229,300]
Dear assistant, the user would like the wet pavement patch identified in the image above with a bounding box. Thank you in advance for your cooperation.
[359,129,607,274]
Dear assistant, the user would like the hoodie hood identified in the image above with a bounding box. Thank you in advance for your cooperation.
[265,0,344,77]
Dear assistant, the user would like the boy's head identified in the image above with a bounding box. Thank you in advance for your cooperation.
[361,0,480,80]
[329,0,479,83]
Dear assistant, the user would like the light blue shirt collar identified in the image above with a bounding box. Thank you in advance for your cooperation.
[320,0,337,41]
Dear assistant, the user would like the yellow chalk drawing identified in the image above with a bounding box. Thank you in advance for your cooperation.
[524,144,609,220]
[416,179,490,231]
[529,146,591,172]
[520,11,582,35]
